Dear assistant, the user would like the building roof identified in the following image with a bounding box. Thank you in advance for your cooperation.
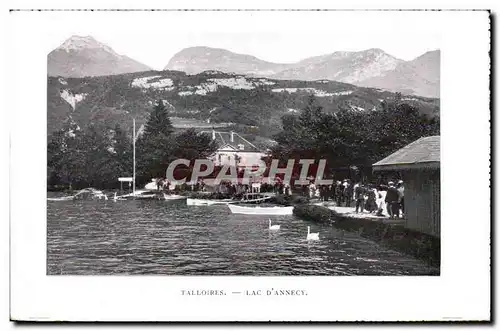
[200,130,261,152]
[373,136,440,171]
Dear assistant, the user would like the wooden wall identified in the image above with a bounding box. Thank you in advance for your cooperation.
[404,169,440,237]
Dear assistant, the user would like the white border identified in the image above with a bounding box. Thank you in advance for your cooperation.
[6,7,491,322]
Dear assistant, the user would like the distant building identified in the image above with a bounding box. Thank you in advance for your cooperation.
[373,136,440,237]
[201,130,266,170]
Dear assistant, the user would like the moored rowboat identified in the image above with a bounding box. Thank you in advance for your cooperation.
[163,194,187,201]
[186,198,235,206]
[227,204,294,215]
[47,196,75,201]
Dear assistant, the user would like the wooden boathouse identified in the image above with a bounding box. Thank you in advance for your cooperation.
[373,136,440,238]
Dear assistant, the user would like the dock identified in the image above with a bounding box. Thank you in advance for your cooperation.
[312,202,406,225]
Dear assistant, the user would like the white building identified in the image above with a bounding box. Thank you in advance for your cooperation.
[201,130,266,170]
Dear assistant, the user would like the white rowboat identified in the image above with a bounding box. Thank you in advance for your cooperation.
[186,198,235,206]
[227,204,294,215]
[163,194,187,201]
[47,188,108,201]
[47,196,75,201]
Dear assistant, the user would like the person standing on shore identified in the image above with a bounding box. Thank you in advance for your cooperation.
[164,179,170,193]
[385,181,400,219]
[284,183,290,196]
[376,186,386,216]
[354,182,365,213]
[309,182,316,199]
[335,181,343,206]
[330,182,336,201]
[365,184,377,213]
[397,180,405,217]
[344,181,353,207]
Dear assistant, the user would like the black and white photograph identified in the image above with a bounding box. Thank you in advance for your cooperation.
[7,5,491,322]
[46,17,442,277]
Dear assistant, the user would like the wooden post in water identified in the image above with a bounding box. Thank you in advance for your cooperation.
[133,118,136,199]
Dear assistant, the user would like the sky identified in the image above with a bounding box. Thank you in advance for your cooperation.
[40,10,441,70]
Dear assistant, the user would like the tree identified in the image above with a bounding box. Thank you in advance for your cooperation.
[47,123,89,189]
[112,124,133,177]
[270,95,441,181]
[173,129,217,162]
[136,133,173,180]
[143,100,174,138]
[81,124,127,188]
[135,100,176,181]
[47,130,67,188]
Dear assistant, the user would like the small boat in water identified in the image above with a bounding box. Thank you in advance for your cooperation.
[163,193,186,201]
[118,190,155,199]
[227,204,294,215]
[47,195,75,201]
[186,198,235,206]
[119,190,173,200]
[239,193,272,204]
[47,188,108,201]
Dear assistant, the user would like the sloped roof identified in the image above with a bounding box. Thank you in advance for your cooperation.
[373,136,440,171]
[201,131,261,152]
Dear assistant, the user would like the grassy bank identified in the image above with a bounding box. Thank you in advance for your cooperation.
[293,204,440,269]
[270,194,309,206]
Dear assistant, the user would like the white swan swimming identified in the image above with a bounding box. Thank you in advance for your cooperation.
[269,219,280,230]
[307,226,319,240]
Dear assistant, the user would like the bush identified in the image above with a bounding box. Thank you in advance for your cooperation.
[293,204,334,224]
[291,194,310,205]
[186,192,233,200]
[273,194,310,206]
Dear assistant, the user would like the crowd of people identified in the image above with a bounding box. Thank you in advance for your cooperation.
[303,179,405,219]
[152,176,405,219]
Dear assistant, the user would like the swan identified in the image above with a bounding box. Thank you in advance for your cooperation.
[307,226,319,240]
[269,219,280,230]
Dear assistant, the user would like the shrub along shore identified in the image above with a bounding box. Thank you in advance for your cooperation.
[293,204,440,269]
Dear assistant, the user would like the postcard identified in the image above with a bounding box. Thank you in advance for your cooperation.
[8,7,491,322]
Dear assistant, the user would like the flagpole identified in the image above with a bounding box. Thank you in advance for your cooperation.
[133,118,136,198]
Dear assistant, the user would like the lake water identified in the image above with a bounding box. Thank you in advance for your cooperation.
[47,195,438,275]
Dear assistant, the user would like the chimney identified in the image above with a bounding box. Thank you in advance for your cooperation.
[231,131,234,143]
[212,130,216,140]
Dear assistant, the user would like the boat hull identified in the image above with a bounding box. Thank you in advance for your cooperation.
[47,196,75,201]
[186,198,235,206]
[227,204,294,215]
[163,194,187,201]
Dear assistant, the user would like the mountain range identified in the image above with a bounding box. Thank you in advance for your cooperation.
[48,36,440,98]
[47,69,440,151]
[165,47,440,98]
